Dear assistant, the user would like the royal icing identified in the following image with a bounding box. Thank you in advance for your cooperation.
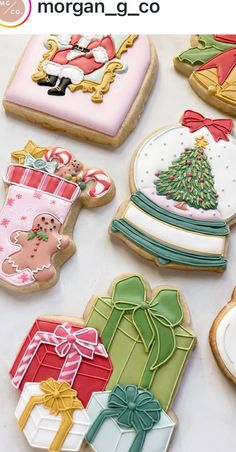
[0,142,113,290]
[176,35,236,112]
[111,110,236,270]
[86,274,196,411]
[215,306,236,377]
[86,386,175,452]
[15,379,89,452]
[34,34,129,98]
[10,319,112,406]
[4,35,152,138]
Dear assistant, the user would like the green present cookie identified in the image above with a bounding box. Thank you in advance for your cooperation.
[85,275,196,411]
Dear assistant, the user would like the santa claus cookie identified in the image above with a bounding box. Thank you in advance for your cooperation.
[110,110,236,272]
[3,35,157,148]
[0,141,115,292]
[174,35,236,116]
[209,288,236,384]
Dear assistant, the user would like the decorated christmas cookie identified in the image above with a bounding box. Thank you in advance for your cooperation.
[16,379,90,452]
[174,35,236,115]
[10,317,113,406]
[85,385,175,452]
[4,35,157,148]
[110,110,236,271]
[85,274,196,411]
[0,142,114,292]
[11,277,195,451]
[209,287,236,384]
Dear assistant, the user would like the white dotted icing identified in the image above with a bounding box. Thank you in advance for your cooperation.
[134,125,236,221]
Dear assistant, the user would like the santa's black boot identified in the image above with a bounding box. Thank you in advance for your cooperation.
[48,77,71,96]
[37,75,58,87]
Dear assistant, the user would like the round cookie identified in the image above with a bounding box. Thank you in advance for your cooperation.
[210,287,236,384]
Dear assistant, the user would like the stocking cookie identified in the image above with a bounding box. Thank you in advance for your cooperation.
[4,35,157,148]
[0,141,115,292]
[110,110,236,272]
[174,35,236,116]
[209,288,236,384]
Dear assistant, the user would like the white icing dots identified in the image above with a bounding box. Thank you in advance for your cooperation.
[133,124,236,221]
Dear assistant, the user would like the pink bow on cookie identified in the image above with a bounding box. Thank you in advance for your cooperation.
[54,324,106,359]
[12,323,108,389]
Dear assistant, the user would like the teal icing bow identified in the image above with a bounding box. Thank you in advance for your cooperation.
[86,385,162,452]
[101,276,183,388]
[24,154,58,174]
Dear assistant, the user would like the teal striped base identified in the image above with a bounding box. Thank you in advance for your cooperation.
[112,192,229,269]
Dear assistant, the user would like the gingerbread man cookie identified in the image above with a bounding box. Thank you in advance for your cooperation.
[2,214,70,282]
[0,141,115,292]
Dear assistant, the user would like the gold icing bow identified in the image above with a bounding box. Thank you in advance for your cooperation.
[18,378,83,452]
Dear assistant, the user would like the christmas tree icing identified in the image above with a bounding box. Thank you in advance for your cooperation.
[155,137,219,211]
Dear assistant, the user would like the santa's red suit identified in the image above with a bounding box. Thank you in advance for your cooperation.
[43,34,116,85]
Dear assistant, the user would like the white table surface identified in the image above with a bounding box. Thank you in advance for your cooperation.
[0,35,236,452]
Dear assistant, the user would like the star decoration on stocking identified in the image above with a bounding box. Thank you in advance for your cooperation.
[33,191,42,200]
[18,273,30,283]
[7,198,15,207]
[11,141,47,164]
[195,136,209,149]
[0,218,10,228]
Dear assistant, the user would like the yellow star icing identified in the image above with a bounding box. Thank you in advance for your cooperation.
[195,136,209,149]
[11,141,47,164]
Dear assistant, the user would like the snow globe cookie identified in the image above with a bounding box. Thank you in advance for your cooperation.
[4,35,157,148]
[210,288,236,384]
[0,142,115,292]
[111,110,236,271]
[174,35,236,116]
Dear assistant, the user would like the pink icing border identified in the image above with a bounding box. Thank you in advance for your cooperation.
[141,187,223,221]
[0,185,73,287]
[5,35,151,136]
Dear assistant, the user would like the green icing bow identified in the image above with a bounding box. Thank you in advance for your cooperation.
[101,276,183,388]
[86,385,162,452]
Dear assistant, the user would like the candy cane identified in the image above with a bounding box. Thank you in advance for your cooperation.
[12,329,61,388]
[44,147,73,166]
[81,169,111,198]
